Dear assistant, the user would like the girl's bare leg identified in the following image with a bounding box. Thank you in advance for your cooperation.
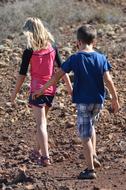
[34,106,49,155]
[32,106,49,158]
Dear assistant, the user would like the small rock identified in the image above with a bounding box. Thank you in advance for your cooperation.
[25,184,34,190]
[55,156,65,162]
[1,183,13,190]
[65,121,75,128]
[11,169,33,184]
[7,34,15,40]
[0,60,9,68]
[59,186,71,190]
[93,186,100,190]
[79,154,84,159]
[2,39,12,47]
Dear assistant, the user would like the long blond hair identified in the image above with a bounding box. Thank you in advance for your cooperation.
[23,17,54,50]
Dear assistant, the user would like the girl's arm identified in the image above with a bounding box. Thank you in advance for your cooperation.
[11,74,26,104]
[11,48,32,104]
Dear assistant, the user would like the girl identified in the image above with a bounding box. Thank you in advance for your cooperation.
[11,17,72,166]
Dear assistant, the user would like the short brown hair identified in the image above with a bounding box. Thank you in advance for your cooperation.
[77,25,97,45]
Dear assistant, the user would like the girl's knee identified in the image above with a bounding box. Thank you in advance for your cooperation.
[82,137,91,143]
[37,124,47,132]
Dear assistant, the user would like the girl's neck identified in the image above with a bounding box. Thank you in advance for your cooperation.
[79,44,94,52]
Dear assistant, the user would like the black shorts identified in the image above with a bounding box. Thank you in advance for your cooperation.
[29,94,54,108]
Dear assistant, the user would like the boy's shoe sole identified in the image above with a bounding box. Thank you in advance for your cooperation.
[78,169,96,180]
[93,155,101,168]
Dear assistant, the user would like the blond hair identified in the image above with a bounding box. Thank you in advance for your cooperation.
[23,17,54,50]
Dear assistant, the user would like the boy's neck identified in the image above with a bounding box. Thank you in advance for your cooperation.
[79,43,94,52]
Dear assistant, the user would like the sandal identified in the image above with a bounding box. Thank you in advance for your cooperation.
[37,156,51,167]
[29,150,41,162]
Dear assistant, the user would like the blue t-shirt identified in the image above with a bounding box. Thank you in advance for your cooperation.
[61,51,111,104]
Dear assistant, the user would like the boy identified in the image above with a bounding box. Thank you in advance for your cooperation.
[32,25,120,179]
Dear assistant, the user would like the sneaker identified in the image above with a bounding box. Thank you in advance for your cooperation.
[78,168,96,180]
[93,155,101,168]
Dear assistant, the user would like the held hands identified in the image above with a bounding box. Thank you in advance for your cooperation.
[32,89,44,100]
[66,83,73,96]
[32,86,72,100]
[68,90,72,96]
[67,87,73,96]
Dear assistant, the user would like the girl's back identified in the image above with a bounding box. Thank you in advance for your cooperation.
[30,43,56,94]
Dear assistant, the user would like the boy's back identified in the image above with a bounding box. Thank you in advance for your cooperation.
[61,51,111,104]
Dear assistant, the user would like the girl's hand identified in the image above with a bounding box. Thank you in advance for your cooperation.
[11,93,17,107]
[11,96,15,105]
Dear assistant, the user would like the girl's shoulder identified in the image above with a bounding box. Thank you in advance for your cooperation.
[22,48,33,60]
[23,48,33,55]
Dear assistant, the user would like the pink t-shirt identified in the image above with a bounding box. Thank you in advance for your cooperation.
[30,44,56,95]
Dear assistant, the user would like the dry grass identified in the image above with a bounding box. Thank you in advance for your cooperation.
[0,0,125,42]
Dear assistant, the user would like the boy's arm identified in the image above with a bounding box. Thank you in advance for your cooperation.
[32,68,65,99]
[54,45,72,95]
[103,71,120,113]
[11,74,26,104]
[53,64,72,95]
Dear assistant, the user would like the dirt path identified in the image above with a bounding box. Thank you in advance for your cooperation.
[0,1,126,189]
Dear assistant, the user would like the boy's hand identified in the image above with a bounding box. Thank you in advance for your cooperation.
[32,89,43,100]
[67,86,73,96]
[111,98,120,113]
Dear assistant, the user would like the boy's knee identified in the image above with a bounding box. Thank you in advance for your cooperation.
[82,137,91,143]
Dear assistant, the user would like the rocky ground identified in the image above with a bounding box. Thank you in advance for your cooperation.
[0,1,126,190]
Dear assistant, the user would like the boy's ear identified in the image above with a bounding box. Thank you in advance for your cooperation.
[76,40,81,48]
[93,39,97,47]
